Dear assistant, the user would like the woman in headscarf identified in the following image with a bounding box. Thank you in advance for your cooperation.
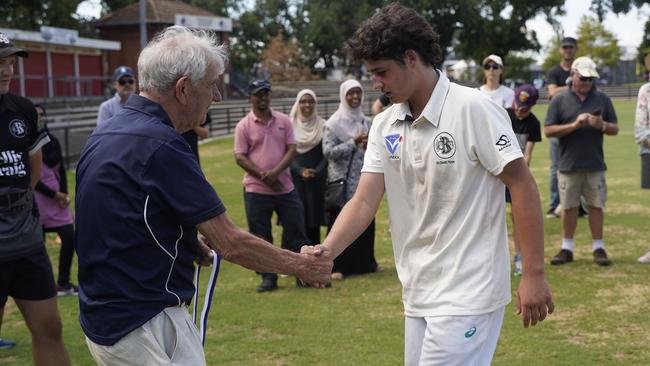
[32,105,77,296]
[323,79,379,280]
[289,89,327,244]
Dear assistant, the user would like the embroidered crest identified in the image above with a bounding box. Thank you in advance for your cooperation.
[9,119,27,138]
[433,132,456,159]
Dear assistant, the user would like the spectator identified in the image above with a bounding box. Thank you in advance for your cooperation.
[33,105,77,296]
[323,79,379,280]
[305,5,553,364]
[545,37,578,218]
[0,32,70,365]
[289,89,327,244]
[545,56,618,266]
[234,79,311,292]
[505,85,542,276]
[76,27,331,365]
[97,66,137,126]
[635,54,650,264]
[479,54,514,109]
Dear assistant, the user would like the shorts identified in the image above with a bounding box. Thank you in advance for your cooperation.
[86,306,205,366]
[558,170,607,209]
[404,306,505,366]
[0,245,56,307]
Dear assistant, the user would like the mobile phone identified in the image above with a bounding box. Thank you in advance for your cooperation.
[592,109,602,116]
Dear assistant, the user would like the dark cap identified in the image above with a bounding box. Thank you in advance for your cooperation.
[112,66,135,81]
[0,32,28,59]
[247,79,271,95]
[513,84,539,112]
[560,37,577,47]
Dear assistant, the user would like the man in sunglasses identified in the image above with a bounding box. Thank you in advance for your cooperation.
[544,56,618,267]
[97,66,137,126]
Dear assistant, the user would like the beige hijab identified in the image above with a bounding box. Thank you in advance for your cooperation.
[290,89,326,154]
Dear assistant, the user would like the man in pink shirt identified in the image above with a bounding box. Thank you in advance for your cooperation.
[234,80,309,292]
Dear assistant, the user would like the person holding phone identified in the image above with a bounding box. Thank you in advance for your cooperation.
[544,56,618,267]
[97,66,137,126]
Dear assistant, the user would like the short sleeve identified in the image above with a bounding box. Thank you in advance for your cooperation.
[603,96,617,124]
[283,116,296,145]
[464,100,523,176]
[142,138,225,226]
[361,115,384,174]
[233,119,250,155]
[545,97,561,126]
[529,115,542,142]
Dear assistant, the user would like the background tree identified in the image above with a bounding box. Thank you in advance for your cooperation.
[589,0,648,22]
[0,0,84,31]
[638,19,650,77]
[503,54,537,82]
[575,15,621,69]
[260,31,313,81]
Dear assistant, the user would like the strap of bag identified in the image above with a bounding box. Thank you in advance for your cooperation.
[192,250,221,347]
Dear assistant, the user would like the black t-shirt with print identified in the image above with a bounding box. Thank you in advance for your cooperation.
[0,92,47,190]
[546,64,570,87]
[506,108,542,152]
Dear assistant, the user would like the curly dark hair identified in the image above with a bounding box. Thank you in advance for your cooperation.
[346,2,442,67]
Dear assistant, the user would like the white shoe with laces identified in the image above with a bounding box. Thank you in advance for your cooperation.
[638,251,650,264]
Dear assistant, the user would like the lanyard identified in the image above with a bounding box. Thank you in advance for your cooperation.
[192,250,221,347]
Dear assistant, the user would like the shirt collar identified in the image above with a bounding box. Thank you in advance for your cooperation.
[123,94,173,128]
[249,108,277,125]
[392,69,450,128]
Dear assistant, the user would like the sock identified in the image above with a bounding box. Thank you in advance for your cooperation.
[561,238,574,252]
[592,239,604,251]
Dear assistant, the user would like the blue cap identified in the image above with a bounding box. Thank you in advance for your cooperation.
[112,66,135,81]
[247,79,271,95]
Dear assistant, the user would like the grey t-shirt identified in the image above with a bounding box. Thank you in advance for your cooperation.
[544,86,617,172]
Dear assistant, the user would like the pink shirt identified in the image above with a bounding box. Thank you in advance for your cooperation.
[234,109,296,195]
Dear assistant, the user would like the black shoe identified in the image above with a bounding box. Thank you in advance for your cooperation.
[593,248,611,266]
[551,249,574,265]
[256,279,278,293]
[546,208,559,219]
[296,278,308,288]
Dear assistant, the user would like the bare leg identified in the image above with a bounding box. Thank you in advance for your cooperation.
[587,206,604,240]
[562,207,579,239]
[15,298,70,366]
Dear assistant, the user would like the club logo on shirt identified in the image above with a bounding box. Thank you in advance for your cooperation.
[9,119,27,138]
[464,326,477,338]
[433,132,456,160]
[384,134,402,160]
[496,134,512,151]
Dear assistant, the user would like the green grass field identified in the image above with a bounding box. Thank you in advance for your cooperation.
[1,99,649,365]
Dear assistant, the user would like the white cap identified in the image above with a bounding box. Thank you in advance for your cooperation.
[571,56,599,78]
[482,54,503,67]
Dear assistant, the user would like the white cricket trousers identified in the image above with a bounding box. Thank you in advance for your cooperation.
[404,306,505,366]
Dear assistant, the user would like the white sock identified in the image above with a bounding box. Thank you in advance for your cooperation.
[561,239,574,252]
[592,239,605,251]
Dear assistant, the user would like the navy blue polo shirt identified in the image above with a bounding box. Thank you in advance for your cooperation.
[75,94,225,346]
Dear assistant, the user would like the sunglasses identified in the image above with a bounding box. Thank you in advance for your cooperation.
[483,64,501,70]
[118,78,135,86]
[578,76,594,82]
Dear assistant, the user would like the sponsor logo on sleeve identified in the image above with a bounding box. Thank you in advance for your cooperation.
[384,134,402,160]
[9,119,27,138]
[496,134,512,151]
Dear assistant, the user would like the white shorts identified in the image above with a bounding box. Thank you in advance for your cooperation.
[86,306,205,366]
[404,306,505,366]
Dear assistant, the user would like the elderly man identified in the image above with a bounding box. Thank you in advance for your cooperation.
[97,65,137,126]
[0,32,71,365]
[545,56,618,266]
[75,26,331,366]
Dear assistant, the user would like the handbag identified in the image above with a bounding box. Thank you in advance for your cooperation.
[324,155,354,212]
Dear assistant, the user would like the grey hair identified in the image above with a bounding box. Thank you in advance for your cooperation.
[137,26,228,94]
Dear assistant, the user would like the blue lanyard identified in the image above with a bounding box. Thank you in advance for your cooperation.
[192,250,221,347]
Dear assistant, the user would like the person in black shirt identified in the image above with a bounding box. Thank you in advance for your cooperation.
[181,112,210,164]
[0,32,70,365]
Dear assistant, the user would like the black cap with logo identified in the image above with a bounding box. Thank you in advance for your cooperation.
[0,32,28,59]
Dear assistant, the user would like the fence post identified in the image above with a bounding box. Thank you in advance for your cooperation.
[226,108,231,134]
[64,125,70,168]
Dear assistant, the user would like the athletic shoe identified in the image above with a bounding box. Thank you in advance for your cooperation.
[256,278,278,293]
[0,338,15,350]
[57,283,79,296]
[593,248,611,266]
[513,254,522,276]
[638,251,650,264]
[550,249,573,265]
[546,208,559,219]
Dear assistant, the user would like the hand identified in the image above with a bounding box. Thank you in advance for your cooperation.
[353,133,367,145]
[298,245,333,288]
[586,114,603,130]
[260,170,279,186]
[516,273,555,328]
[195,234,214,267]
[54,192,70,208]
[574,113,590,127]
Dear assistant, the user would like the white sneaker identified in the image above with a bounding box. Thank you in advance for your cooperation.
[638,251,650,264]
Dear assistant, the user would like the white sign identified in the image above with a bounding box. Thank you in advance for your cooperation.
[40,26,78,45]
[175,14,232,32]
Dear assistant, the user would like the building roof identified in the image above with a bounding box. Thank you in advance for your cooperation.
[0,27,120,51]
[95,0,217,27]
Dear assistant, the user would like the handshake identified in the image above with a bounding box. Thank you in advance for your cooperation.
[297,244,334,288]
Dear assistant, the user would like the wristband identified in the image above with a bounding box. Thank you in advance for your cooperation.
[601,122,607,132]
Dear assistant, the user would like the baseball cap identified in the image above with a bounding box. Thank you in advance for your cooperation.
[560,37,577,47]
[112,66,135,81]
[247,79,271,95]
[513,84,539,112]
[0,32,28,59]
[571,56,599,78]
[482,54,503,67]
